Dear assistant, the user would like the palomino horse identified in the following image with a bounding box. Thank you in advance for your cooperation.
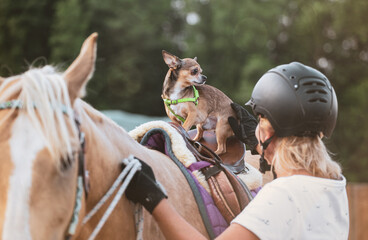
[0,33,209,240]
[0,33,270,240]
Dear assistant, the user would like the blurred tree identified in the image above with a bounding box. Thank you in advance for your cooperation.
[0,0,183,116]
[83,0,184,115]
[330,0,368,182]
[182,0,368,181]
[271,0,368,181]
[0,0,366,181]
[182,0,286,103]
[49,0,92,64]
[0,0,58,75]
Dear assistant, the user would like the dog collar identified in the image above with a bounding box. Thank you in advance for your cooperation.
[162,86,199,123]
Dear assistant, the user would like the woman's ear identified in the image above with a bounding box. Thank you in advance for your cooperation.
[264,129,275,140]
[259,118,274,140]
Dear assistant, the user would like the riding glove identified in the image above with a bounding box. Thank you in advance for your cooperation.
[228,102,259,153]
[124,158,167,214]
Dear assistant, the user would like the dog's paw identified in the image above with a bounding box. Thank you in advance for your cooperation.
[193,134,202,141]
[215,148,226,155]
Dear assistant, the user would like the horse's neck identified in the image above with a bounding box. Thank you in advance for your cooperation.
[77,100,139,186]
[75,102,211,239]
[75,100,139,239]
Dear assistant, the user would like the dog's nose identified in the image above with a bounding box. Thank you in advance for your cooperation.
[202,75,207,81]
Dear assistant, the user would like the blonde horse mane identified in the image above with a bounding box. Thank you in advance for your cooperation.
[0,66,78,166]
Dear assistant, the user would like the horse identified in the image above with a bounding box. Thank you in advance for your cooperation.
[0,33,270,240]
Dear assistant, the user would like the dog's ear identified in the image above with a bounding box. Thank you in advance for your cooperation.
[0,77,4,85]
[162,50,182,69]
[194,56,197,61]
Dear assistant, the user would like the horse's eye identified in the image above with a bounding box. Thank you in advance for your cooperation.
[61,154,74,170]
[192,68,198,75]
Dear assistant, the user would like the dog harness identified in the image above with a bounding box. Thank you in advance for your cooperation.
[162,85,199,123]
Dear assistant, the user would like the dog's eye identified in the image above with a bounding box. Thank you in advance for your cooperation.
[191,68,198,75]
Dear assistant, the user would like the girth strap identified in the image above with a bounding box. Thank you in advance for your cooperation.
[168,122,254,223]
[203,165,222,180]
[139,128,217,239]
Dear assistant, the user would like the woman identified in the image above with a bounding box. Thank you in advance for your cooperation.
[125,62,349,239]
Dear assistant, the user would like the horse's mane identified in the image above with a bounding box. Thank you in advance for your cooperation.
[0,66,78,165]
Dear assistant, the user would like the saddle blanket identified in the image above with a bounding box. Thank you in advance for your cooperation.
[129,120,263,237]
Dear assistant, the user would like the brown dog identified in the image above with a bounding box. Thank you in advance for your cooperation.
[161,50,237,155]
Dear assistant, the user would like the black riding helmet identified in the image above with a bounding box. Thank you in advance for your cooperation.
[246,62,338,138]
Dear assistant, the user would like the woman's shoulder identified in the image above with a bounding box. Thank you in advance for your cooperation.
[270,174,345,184]
[264,174,347,194]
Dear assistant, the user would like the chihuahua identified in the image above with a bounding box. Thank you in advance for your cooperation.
[161,50,237,155]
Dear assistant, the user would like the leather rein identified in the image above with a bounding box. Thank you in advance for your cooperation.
[65,113,89,239]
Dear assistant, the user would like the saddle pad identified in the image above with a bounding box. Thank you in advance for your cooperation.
[129,121,265,237]
[129,120,262,191]
[133,125,227,238]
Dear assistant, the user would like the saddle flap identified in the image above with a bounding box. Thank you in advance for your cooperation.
[188,129,246,167]
[169,122,253,223]
[222,165,252,210]
[203,165,242,223]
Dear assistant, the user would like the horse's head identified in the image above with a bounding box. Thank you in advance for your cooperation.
[0,33,97,240]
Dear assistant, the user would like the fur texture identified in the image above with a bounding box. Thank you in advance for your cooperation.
[161,51,237,155]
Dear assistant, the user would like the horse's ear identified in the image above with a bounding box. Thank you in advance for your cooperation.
[64,32,98,104]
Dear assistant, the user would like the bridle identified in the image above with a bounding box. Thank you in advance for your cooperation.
[0,100,143,240]
[0,100,89,239]
[65,113,89,239]
[62,110,141,240]
[69,113,144,240]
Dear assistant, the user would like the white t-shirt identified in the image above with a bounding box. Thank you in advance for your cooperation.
[232,175,349,240]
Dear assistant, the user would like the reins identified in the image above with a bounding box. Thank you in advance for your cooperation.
[65,114,89,239]
[82,155,143,240]
[70,118,144,240]
[0,100,144,240]
[162,85,199,123]
[0,100,89,239]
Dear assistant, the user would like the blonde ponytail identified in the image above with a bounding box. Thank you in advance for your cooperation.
[273,136,341,180]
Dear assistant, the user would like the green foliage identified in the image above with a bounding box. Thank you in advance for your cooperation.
[267,0,368,181]
[339,79,368,181]
[82,0,183,115]
[49,0,91,63]
[0,0,367,181]
[0,0,57,75]
[183,0,285,103]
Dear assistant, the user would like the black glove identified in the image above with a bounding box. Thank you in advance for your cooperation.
[228,102,259,152]
[124,158,167,213]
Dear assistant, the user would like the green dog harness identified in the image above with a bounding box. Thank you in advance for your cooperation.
[162,86,199,123]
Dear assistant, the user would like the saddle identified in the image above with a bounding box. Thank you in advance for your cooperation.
[187,129,247,174]
[169,123,253,223]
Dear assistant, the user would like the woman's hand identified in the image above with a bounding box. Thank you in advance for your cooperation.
[228,103,259,153]
[123,158,167,213]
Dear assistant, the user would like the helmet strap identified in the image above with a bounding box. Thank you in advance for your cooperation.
[259,135,277,179]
